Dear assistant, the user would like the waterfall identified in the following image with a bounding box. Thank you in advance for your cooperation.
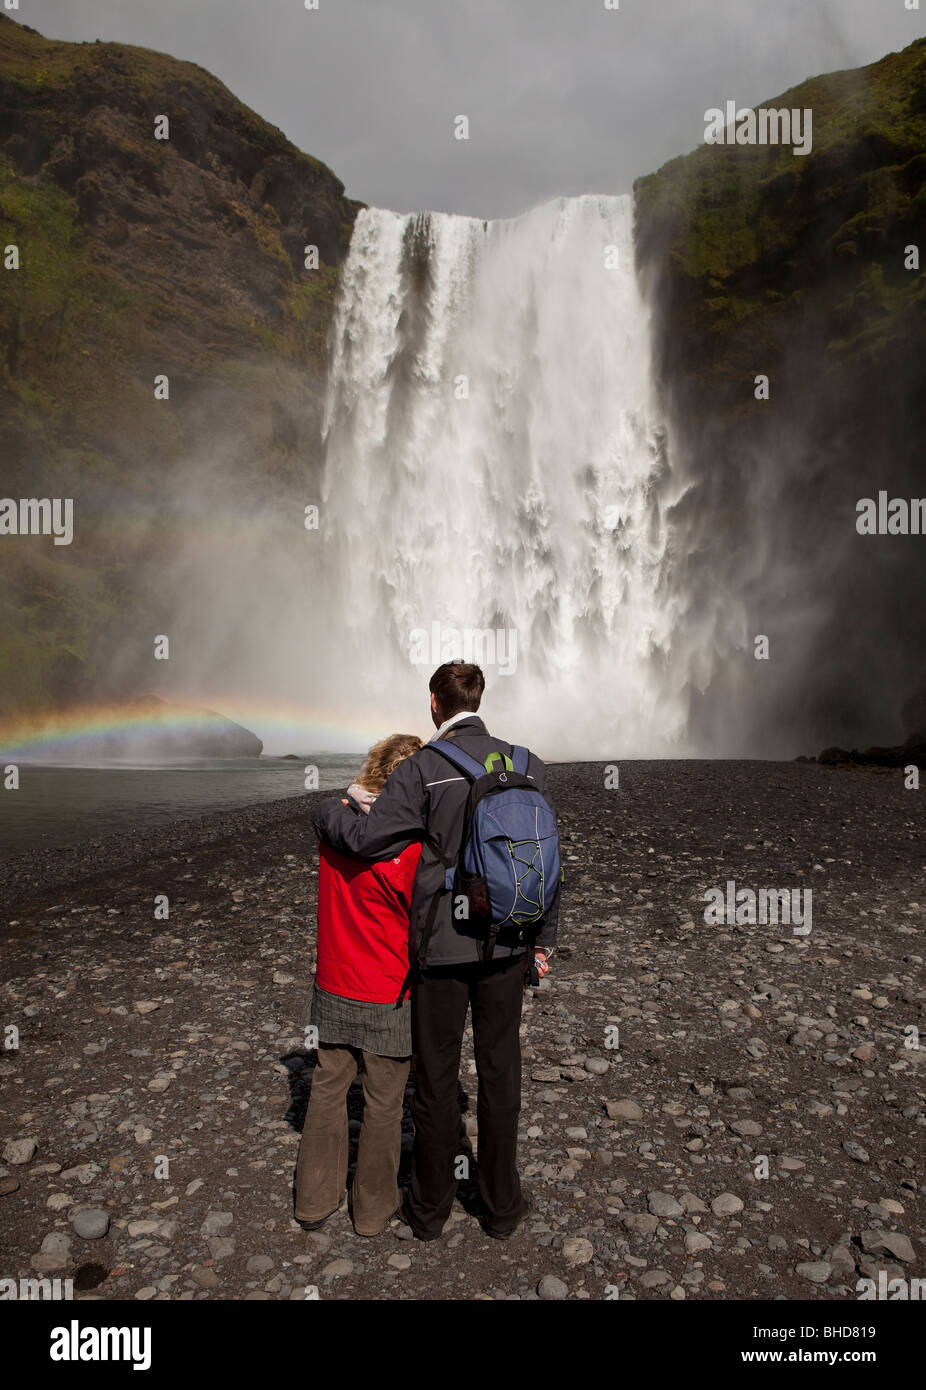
[317,194,692,759]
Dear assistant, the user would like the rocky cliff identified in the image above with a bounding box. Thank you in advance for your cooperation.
[635,40,926,754]
[0,15,362,720]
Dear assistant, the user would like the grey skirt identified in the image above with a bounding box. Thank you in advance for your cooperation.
[304,980,412,1059]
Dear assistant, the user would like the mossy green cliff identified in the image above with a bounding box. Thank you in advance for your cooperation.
[0,15,362,717]
[634,39,926,751]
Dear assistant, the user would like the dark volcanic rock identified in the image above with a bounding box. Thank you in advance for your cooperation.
[0,759,922,1302]
[818,742,926,768]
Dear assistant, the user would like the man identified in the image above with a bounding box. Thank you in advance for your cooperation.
[311,660,559,1240]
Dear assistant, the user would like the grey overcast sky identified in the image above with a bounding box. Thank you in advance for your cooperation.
[12,0,926,219]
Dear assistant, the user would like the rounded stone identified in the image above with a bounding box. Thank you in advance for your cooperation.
[71,1206,109,1239]
[2,1138,37,1166]
[40,1232,71,1255]
[647,1191,683,1218]
[537,1274,569,1300]
[605,1098,643,1122]
[562,1237,594,1265]
[711,1192,744,1217]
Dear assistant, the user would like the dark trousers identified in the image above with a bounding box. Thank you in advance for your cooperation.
[406,954,527,1238]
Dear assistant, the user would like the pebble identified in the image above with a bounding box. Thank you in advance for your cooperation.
[40,1232,71,1255]
[72,1209,110,1239]
[605,1099,643,1122]
[201,1211,234,1235]
[861,1230,915,1263]
[796,1261,832,1283]
[623,1212,659,1234]
[2,1138,37,1166]
[711,1193,744,1217]
[537,1275,569,1301]
[562,1237,594,1265]
[647,1191,683,1218]
[320,1259,353,1278]
[387,1253,411,1271]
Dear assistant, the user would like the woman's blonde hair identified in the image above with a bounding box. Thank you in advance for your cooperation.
[355,733,423,793]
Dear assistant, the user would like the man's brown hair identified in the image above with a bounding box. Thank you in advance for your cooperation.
[429,660,485,721]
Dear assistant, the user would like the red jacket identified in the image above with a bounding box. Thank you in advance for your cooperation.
[315,840,422,1003]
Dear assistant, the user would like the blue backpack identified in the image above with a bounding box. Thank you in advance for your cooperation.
[427,739,561,961]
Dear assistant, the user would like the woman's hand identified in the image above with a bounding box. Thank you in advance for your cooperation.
[535,949,550,980]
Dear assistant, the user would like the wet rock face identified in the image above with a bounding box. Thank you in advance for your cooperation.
[0,758,922,1301]
[901,675,926,745]
[633,39,926,756]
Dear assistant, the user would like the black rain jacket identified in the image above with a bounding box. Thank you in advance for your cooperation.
[311,715,560,968]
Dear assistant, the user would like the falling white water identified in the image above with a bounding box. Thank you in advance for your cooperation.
[318,194,692,759]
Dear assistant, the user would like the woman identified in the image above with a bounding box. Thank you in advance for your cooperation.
[294,734,423,1238]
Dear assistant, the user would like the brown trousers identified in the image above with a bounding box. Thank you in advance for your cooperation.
[294,1043,410,1235]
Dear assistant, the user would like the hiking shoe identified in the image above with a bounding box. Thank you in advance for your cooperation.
[353,1199,403,1238]
[398,1191,443,1242]
[480,1185,533,1240]
[295,1192,347,1231]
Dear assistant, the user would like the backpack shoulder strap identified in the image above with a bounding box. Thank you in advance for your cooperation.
[510,745,530,776]
[430,739,487,782]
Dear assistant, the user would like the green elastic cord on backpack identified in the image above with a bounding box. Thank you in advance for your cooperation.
[484,751,514,773]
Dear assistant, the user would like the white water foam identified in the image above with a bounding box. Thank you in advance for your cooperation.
[317,194,692,759]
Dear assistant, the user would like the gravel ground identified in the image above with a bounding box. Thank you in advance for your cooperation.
[0,759,923,1301]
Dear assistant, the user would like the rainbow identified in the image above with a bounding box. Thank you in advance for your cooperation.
[0,695,397,760]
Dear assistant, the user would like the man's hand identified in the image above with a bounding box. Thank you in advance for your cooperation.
[535,949,550,980]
